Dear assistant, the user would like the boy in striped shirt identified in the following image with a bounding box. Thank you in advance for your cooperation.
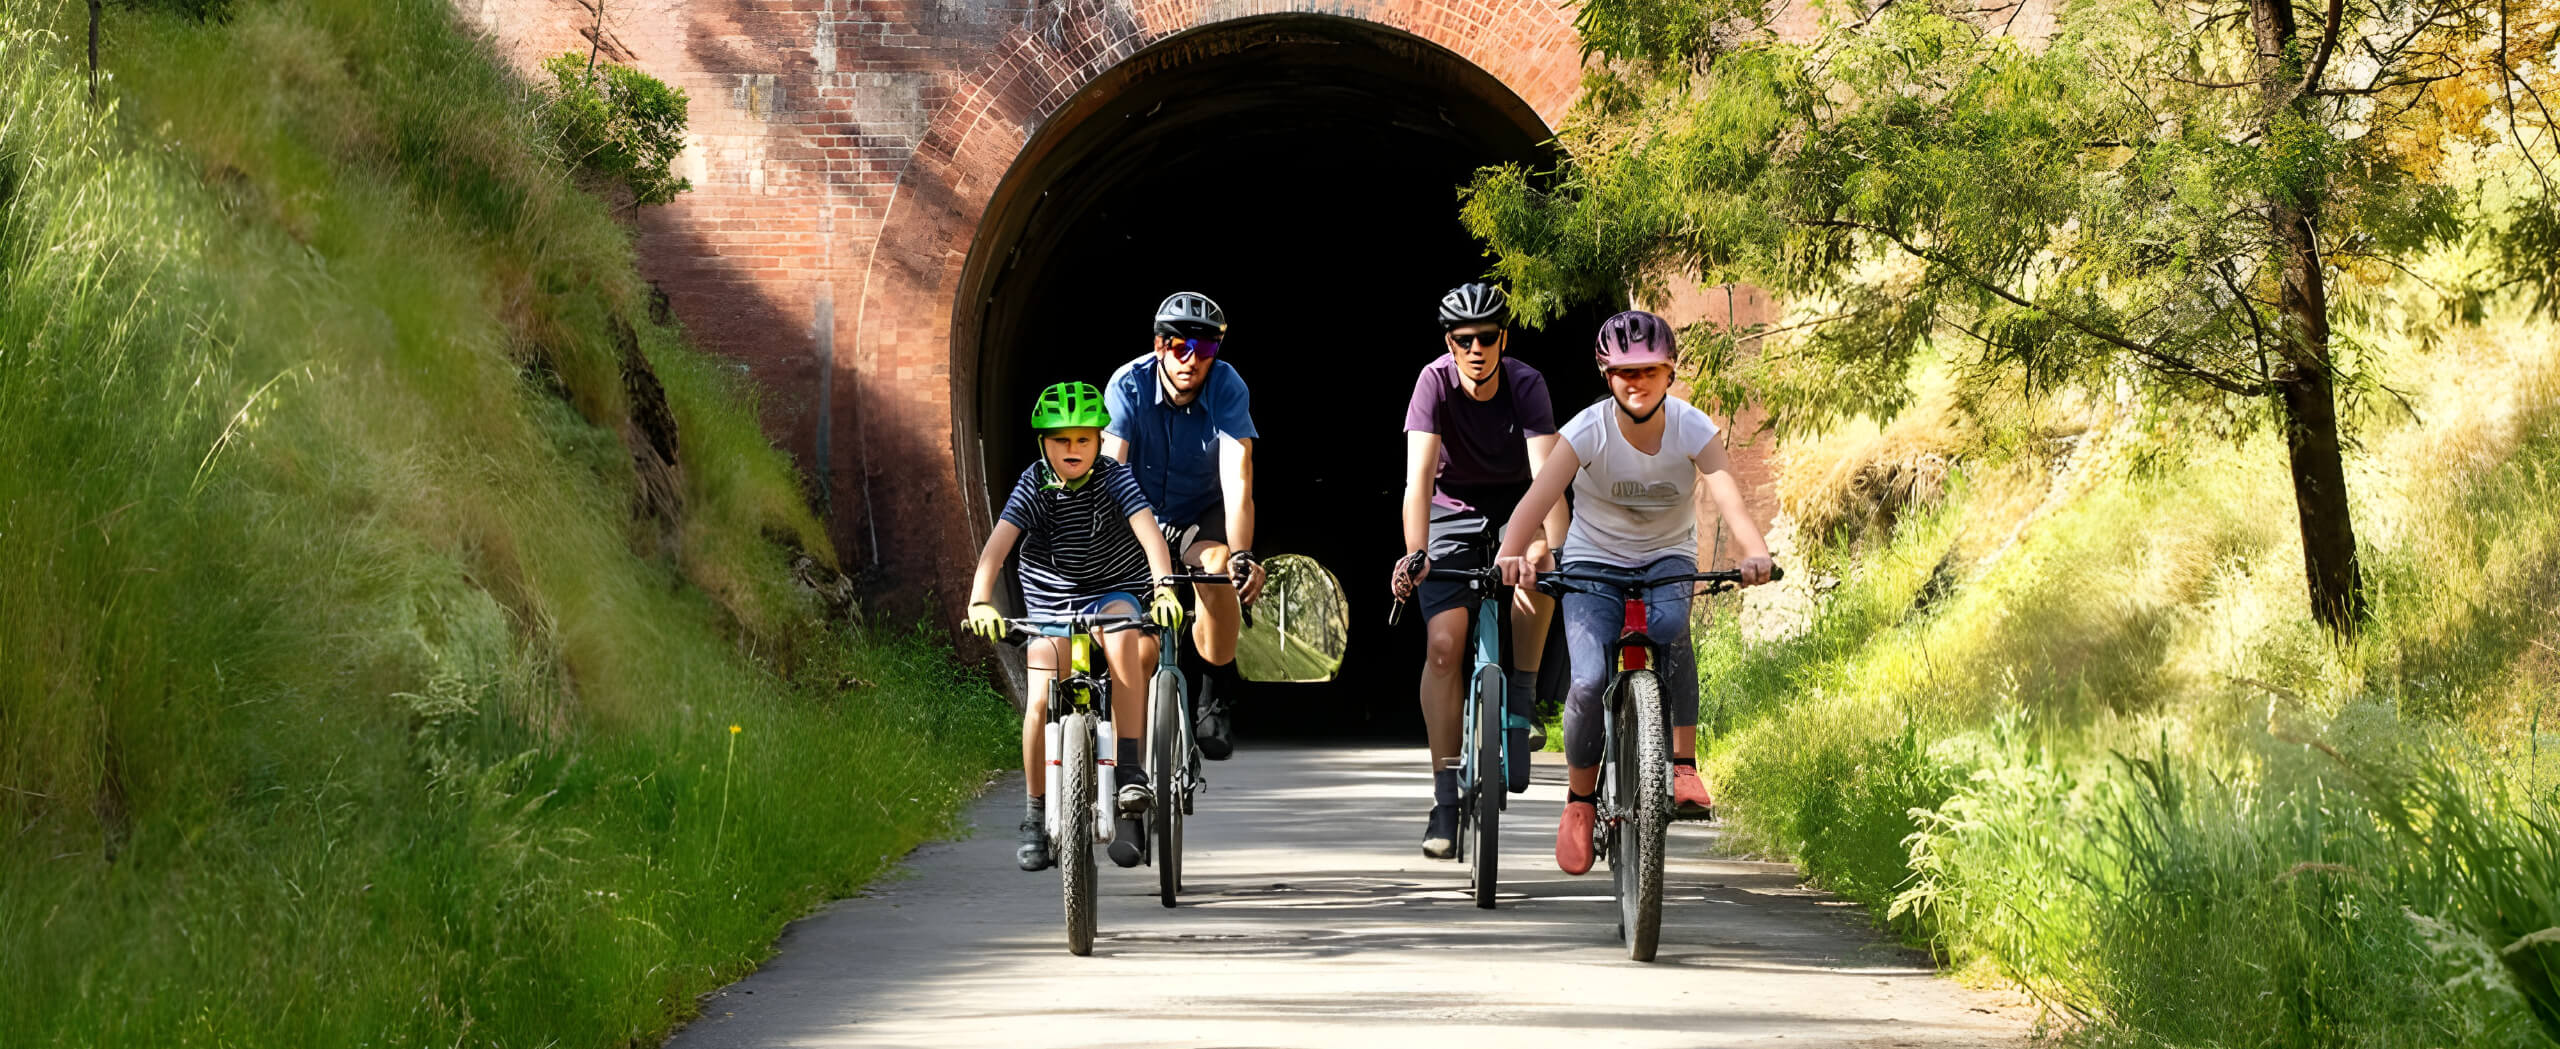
[966,382,1186,872]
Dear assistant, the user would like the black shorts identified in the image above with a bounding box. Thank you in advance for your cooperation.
[1418,504,1503,623]
[1161,502,1229,565]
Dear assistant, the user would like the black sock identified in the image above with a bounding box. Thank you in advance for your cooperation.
[1433,768,1458,806]
[1024,795,1043,821]
[1506,669,1537,714]
[1117,737,1145,784]
[1567,790,1599,805]
[1673,757,1696,768]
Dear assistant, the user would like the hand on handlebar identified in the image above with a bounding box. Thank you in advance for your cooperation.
[1496,553,1539,588]
[1390,551,1427,601]
[965,601,1008,641]
[1149,586,1187,631]
[1231,551,1267,606]
[1737,554,1776,587]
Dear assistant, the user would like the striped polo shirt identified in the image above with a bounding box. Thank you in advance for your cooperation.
[999,456,1157,616]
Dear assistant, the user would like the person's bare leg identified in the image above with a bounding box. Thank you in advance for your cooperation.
[1187,541,1241,666]
[1022,638,1067,790]
[1419,607,1469,768]
[1102,626,1154,764]
[1673,726,1696,761]
[1507,551,1558,675]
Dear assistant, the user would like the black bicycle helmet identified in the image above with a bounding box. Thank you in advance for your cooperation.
[1153,292,1227,339]
[1437,282,1510,330]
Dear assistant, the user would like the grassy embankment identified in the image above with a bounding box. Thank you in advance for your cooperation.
[1698,267,2560,1046]
[0,2,1010,1045]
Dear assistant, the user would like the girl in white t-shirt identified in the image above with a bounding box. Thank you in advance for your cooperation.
[1494,310,1775,876]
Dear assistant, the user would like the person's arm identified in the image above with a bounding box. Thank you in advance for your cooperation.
[1218,436,1260,602]
[969,520,1023,606]
[1523,432,1567,565]
[1401,431,1440,556]
[1128,506,1176,586]
[1695,440,1774,585]
[1101,371,1135,463]
[1496,441,1582,584]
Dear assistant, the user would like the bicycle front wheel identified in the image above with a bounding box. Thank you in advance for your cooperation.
[1469,663,1504,909]
[1614,671,1668,961]
[1149,667,1184,908]
[1060,711,1097,955]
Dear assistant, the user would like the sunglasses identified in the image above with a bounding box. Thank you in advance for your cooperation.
[1448,331,1504,350]
[1164,337,1220,362]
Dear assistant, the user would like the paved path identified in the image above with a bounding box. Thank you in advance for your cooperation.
[668,745,2033,1049]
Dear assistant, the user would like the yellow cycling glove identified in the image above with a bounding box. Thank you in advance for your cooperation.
[965,601,1008,641]
[1149,586,1186,631]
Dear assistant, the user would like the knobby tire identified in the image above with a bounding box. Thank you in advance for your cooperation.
[1470,664,1504,909]
[1616,671,1668,961]
[1150,668,1183,908]
[1060,712,1097,956]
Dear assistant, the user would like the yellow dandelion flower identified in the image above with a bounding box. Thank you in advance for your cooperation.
[729,724,742,734]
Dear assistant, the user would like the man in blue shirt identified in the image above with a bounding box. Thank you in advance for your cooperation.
[1102,292,1264,757]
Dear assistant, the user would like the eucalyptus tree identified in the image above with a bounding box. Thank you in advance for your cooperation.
[1464,0,2559,637]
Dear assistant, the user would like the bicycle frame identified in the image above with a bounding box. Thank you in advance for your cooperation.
[1012,613,1155,846]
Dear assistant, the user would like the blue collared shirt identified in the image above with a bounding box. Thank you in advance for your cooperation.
[1102,353,1258,527]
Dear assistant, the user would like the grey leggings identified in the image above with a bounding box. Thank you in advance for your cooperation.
[1560,557,1699,769]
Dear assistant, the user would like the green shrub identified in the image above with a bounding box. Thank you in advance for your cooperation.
[538,51,690,208]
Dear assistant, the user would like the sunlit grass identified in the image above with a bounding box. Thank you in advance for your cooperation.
[1697,288,2560,1044]
[0,2,1007,1045]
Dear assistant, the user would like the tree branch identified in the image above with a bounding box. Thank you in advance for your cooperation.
[2294,0,2344,96]
[1803,217,2273,396]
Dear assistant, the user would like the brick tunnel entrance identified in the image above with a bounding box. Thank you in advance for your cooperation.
[954,15,1613,734]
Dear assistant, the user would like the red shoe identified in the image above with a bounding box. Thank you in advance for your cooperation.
[1672,763,1715,817]
[1555,800,1596,875]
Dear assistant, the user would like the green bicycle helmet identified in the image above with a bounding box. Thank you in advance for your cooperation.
[1030,381,1111,431]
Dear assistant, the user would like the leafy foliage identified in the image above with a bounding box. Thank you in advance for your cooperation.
[1464,0,2560,635]
[539,51,691,208]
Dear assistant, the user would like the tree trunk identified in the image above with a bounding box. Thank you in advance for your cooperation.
[2253,0,2365,639]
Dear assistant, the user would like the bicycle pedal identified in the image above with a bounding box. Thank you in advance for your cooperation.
[1673,805,1716,823]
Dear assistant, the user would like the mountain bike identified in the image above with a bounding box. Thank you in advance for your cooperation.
[1391,559,1532,909]
[1535,563,1782,961]
[1003,610,1157,955]
[1147,571,1235,909]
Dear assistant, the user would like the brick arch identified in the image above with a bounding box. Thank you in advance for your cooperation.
[465,0,1590,612]
[845,1,1588,610]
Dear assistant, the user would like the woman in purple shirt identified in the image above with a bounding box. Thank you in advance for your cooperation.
[1390,283,1572,859]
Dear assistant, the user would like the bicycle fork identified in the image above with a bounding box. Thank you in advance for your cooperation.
[1597,594,1653,846]
[1043,635,1118,846]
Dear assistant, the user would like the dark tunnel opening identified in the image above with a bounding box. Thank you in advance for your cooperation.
[957,16,1615,738]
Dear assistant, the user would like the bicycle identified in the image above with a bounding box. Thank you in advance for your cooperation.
[1533,563,1782,961]
[1003,609,1157,955]
[1390,558,1533,910]
[1146,571,1235,910]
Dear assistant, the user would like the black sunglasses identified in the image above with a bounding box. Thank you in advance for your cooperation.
[1448,331,1504,349]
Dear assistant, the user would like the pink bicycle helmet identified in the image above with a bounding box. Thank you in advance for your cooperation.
[1594,310,1679,371]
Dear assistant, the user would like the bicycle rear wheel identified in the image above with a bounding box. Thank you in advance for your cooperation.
[1060,711,1097,956]
[1149,667,1184,908]
[1614,671,1668,961]
[1469,664,1504,909]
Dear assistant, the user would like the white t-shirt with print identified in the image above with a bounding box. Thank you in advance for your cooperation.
[1557,396,1719,568]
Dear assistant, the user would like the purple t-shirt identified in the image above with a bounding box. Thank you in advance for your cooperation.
[1402,355,1558,511]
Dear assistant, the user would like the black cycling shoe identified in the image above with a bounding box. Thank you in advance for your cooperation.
[1107,816,1147,868]
[1017,816,1055,872]
[1194,679,1234,761]
[1422,803,1459,859]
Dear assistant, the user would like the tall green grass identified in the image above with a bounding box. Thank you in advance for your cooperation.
[0,2,1010,1045]
[1698,307,2560,1044]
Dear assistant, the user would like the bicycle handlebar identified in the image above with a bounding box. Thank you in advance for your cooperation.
[1158,572,1235,587]
[1001,611,1159,644]
[1532,565,1785,598]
